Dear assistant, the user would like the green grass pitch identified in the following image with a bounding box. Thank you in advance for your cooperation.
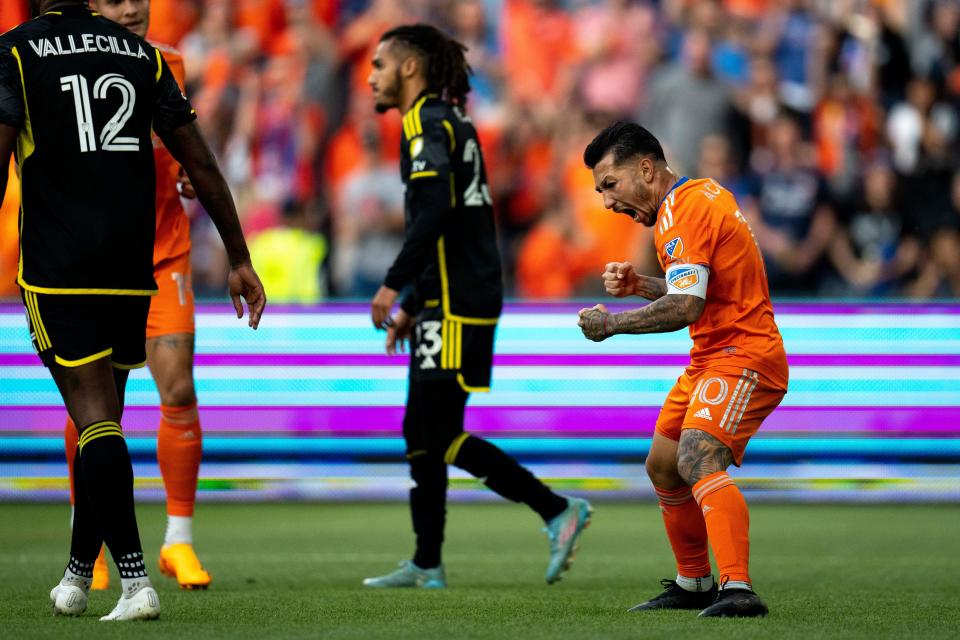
[1,502,957,639]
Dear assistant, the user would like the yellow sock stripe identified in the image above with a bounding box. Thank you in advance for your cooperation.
[78,422,123,451]
[443,433,471,465]
[78,422,122,447]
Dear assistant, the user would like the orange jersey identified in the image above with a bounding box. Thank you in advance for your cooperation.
[152,44,191,263]
[654,177,788,389]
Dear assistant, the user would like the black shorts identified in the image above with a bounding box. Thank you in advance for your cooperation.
[20,289,151,369]
[409,307,496,391]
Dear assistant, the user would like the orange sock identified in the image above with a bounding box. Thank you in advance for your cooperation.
[655,485,711,579]
[693,471,751,587]
[157,403,203,517]
[64,417,79,505]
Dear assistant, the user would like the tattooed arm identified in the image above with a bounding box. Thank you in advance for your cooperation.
[577,294,705,342]
[677,428,734,485]
[602,262,667,301]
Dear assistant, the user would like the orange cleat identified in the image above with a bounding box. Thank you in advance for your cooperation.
[91,546,110,591]
[158,544,212,590]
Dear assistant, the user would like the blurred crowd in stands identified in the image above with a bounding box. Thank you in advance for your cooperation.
[2,0,959,301]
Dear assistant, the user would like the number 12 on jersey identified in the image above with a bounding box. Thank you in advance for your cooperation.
[60,73,139,153]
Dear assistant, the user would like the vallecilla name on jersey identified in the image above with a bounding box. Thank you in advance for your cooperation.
[28,34,150,60]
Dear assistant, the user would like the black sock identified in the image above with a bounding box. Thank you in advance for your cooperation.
[77,421,145,572]
[66,556,94,579]
[409,454,447,569]
[450,435,568,522]
[69,446,103,568]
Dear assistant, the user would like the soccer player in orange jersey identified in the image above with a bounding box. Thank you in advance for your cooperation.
[579,122,789,618]
[62,0,211,591]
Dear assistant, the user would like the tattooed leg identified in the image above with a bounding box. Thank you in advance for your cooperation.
[676,429,734,486]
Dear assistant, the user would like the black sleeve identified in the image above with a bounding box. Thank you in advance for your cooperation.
[399,278,423,316]
[383,179,451,291]
[152,50,196,135]
[383,114,454,291]
[0,46,24,128]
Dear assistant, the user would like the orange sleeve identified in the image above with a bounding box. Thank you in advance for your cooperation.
[657,195,716,270]
[155,45,186,93]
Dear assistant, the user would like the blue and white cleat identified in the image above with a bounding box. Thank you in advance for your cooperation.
[544,496,593,584]
[362,560,446,589]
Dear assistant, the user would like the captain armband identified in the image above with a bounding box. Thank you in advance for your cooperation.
[665,263,709,299]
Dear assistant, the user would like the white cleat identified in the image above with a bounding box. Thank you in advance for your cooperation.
[50,583,89,616]
[99,586,161,621]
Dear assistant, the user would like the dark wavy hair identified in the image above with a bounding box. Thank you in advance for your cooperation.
[583,121,666,168]
[380,24,472,107]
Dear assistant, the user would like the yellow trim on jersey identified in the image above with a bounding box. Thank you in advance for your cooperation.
[443,433,470,465]
[436,237,499,326]
[55,348,113,368]
[402,111,414,140]
[455,321,462,369]
[12,47,35,287]
[411,95,428,135]
[449,173,456,207]
[406,449,428,460]
[410,170,438,180]
[442,120,455,152]
[424,299,439,308]
[154,48,163,82]
[24,291,51,350]
[17,281,158,296]
[456,373,490,393]
[112,360,147,371]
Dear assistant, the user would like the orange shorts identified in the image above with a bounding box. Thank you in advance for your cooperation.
[146,252,195,338]
[655,364,786,465]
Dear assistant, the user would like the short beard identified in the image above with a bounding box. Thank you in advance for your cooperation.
[373,69,402,114]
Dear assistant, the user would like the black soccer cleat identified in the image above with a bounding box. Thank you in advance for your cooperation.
[628,579,718,611]
[697,588,769,618]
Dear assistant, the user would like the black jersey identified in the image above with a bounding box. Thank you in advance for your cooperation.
[0,7,196,295]
[383,94,502,322]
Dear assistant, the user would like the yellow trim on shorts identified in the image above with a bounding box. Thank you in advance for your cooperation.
[112,360,147,371]
[54,348,113,368]
[24,291,51,350]
[17,282,158,296]
[443,433,470,465]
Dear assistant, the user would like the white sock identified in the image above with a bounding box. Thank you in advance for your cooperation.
[676,573,715,592]
[723,580,752,591]
[120,576,153,598]
[164,515,193,546]
[61,568,92,591]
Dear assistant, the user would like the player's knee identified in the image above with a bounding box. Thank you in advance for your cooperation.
[645,454,681,487]
[159,378,197,407]
[676,431,731,486]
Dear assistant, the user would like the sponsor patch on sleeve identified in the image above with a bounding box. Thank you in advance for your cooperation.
[667,266,698,290]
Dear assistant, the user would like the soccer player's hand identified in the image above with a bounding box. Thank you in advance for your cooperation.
[371,285,399,330]
[602,262,638,297]
[177,167,197,199]
[578,303,615,342]
[228,262,266,329]
[385,309,414,355]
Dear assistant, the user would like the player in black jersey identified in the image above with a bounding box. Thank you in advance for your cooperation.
[0,1,265,621]
[364,24,592,589]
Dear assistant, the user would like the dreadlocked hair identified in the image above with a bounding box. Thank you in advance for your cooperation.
[380,23,472,107]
